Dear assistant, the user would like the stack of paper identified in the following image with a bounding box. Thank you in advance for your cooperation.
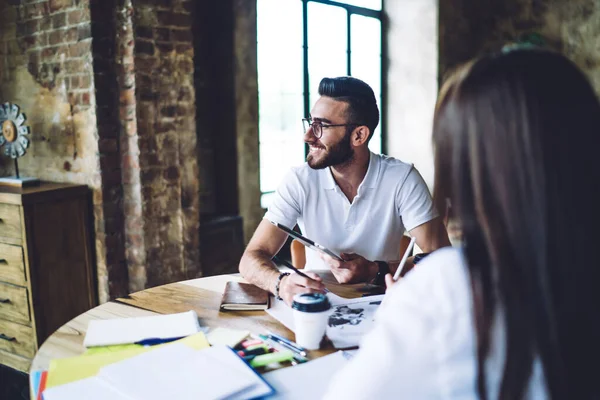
[46,333,210,389]
[43,344,275,400]
[84,310,201,347]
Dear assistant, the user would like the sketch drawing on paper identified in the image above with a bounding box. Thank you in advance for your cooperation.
[325,296,384,349]
[328,305,366,328]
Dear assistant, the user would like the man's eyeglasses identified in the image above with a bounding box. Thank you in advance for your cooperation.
[302,118,359,139]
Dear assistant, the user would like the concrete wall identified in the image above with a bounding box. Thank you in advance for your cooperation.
[385,0,600,190]
[439,0,600,93]
[385,0,438,189]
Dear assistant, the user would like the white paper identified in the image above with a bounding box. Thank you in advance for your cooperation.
[266,293,385,348]
[99,344,262,400]
[84,310,201,347]
[263,351,349,399]
[326,294,384,349]
[208,344,275,399]
[265,297,296,331]
[42,376,134,400]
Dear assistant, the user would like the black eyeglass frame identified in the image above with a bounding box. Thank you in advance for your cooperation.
[302,118,360,139]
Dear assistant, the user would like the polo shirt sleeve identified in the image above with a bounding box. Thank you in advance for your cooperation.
[263,168,304,229]
[396,167,438,232]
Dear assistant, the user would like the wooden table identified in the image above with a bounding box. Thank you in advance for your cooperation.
[29,271,379,393]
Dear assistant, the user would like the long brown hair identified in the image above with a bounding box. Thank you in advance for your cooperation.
[433,49,600,399]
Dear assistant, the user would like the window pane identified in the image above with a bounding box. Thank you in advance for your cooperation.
[351,14,382,153]
[339,0,382,10]
[308,2,347,103]
[258,0,305,195]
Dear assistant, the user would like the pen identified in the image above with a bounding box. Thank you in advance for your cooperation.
[392,236,416,281]
[134,336,184,346]
[272,255,330,293]
[260,334,308,358]
[267,332,307,355]
[255,334,308,363]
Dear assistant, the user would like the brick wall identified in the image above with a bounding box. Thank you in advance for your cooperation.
[0,0,111,301]
[133,0,200,286]
[0,0,259,300]
[89,0,130,298]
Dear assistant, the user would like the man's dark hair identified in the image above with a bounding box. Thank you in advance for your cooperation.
[318,76,379,141]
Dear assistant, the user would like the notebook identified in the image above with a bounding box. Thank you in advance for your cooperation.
[42,344,275,400]
[220,281,270,311]
[46,332,210,389]
[83,310,201,347]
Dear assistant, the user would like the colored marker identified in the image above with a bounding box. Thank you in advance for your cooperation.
[249,350,294,368]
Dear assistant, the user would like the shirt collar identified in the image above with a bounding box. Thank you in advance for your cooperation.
[321,151,380,190]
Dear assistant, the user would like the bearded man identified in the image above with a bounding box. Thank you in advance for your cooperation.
[239,77,450,305]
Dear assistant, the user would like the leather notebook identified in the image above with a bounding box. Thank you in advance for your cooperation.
[220,282,270,311]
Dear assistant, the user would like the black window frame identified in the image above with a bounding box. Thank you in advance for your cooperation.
[302,0,386,156]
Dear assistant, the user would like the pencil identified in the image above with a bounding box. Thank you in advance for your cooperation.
[393,236,416,281]
[272,255,330,293]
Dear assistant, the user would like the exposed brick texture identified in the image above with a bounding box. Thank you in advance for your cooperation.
[133,0,200,287]
[0,0,109,302]
[89,0,129,299]
[0,0,259,301]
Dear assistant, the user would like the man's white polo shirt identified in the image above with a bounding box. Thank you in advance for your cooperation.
[264,152,438,271]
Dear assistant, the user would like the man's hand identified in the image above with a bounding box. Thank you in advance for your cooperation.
[320,252,377,284]
[278,272,326,306]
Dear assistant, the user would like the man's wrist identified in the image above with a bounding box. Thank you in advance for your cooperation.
[371,261,389,286]
[368,261,379,282]
[274,272,290,300]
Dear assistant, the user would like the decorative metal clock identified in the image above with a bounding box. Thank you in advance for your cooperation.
[0,102,39,187]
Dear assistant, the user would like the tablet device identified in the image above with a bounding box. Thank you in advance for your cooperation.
[269,220,344,261]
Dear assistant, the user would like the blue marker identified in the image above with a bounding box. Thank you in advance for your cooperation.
[134,336,184,346]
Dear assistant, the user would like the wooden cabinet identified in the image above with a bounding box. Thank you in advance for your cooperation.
[0,182,97,372]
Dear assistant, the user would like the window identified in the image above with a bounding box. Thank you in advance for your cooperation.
[258,0,383,208]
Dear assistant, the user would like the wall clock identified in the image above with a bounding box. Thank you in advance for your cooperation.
[0,102,39,187]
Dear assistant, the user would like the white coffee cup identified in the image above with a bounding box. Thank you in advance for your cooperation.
[292,293,331,350]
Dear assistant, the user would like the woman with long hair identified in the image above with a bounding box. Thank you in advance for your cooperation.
[325,49,600,399]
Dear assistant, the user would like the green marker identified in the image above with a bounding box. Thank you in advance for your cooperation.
[249,350,294,368]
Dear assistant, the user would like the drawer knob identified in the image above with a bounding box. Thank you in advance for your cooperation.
[0,333,16,342]
[0,259,7,265]
[0,298,10,304]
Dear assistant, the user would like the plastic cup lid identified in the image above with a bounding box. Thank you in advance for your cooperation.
[291,293,331,313]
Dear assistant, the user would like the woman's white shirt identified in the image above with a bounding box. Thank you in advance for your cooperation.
[324,247,547,399]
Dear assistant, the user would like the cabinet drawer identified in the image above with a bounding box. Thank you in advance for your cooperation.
[0,243,26,286]
[0,282,30,325]
[0,318,34,358]
[0,204,22,239]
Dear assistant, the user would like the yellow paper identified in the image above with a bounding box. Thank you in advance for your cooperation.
[206,327,250,347]
[46,332,210,388]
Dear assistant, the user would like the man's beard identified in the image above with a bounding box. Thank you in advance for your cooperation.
[307,130,354,169]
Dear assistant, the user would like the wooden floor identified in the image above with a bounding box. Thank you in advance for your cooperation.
[0,365,28,400]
